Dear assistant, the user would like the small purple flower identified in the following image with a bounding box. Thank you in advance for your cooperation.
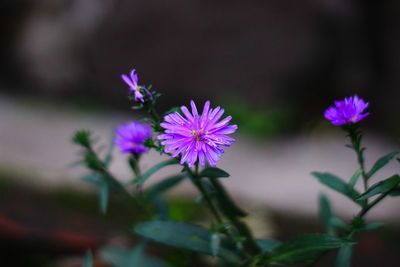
[121,69,153,103]
[324,95,369,125]
[115,121,152,154]
[157,100,238,168]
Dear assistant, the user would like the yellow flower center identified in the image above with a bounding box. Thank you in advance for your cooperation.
[191,130,205,141]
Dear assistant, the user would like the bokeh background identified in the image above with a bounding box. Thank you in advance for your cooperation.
[1,1,400,266]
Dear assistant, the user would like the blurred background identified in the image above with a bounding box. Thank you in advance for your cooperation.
[1,0,400,266]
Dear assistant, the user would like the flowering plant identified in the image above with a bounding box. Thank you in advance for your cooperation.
[73,70,399,267]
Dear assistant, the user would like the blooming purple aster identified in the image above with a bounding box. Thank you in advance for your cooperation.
[121,69,152,103]
[115,121,152,154]
[157,100,238,168]
[324,95,369,125]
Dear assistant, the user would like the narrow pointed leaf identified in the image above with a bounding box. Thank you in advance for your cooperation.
[83,249,93,267]
[329,217,349,230]
[135,159,179,185]
[99,180,109,214]
[101,243,169,267]
[208,178,247,217]
[145,174,186,200]
[82,173,103,185]
[135,221,240,263]
[319,194,334,235]
[388,186,400,196]
[312,172,362,205]
[357,175,400,200]
[348,169,362,189]
[200,167,230,178]
[210,233,221,257]
[335,243,353,267]
[366,152,398,179]
[269,234,348,263]
[364,222,384,231]
[256,239,281,252]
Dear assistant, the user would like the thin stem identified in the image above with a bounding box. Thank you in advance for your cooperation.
[346,125,369,198]
[358,190,392,217]
[208,178,260,254]
[149,103,161,123]
[188,166,223,224]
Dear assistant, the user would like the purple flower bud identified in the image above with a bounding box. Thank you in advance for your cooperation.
[115,121,152,154]
[157,100,238,168]
[121,69,153,102]
[324,95,369,125]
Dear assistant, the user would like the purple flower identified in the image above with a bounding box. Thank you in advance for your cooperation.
[324,95,369,125]
[121,69,153,103]
[115,121,152,154]
[157,100,238,168]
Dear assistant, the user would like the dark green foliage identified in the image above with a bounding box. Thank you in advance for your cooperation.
[83,249,93,267]
[268,234,349,264]
[208,178,247,217]
[357,175,400,200]
[335,243,353,267]
[99,180,109,214]
[366,152,398,179]
[135,159,179,185]
[210,232,221,257]
[319,194,334,235]
[73,130,92,148]
[200,167,230,178]
[312,172,362,205]
[135,221,241,263]
[145,174,186,200]
[348,169,362,189]
[256,239,281,252]
[84,151,106,171]
[101,241,169,267]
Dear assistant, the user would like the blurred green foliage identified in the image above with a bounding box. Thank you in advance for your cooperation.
[222,98,290,138]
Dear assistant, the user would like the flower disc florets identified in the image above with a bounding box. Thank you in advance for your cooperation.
[115,121,152,154]
[324,95,369,125]
[157,100,238,168]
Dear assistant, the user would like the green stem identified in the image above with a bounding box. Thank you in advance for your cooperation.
[358,190,392,217]
[149,104,161,123]
[188,167,223,224]
[208,178,260,254]
[346,125,368,199]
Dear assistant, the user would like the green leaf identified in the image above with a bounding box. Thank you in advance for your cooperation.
[200,167,230,178]
[101,242,169,267]
[367,152,398,179]
[364,222,384,231]
[145,174,186,200]
[207,178,247,217]
[335,243,353,267]
[256,239,281,252]
[312,172,362,205]
[99,180,109,214]
[151,195,169,220]
[348,169,362,189]
[73,130,91,148]
[329,217,349,230]
[135,221,240,263]
[357,175,400,200]
[269,234,348,263]
[319,194,334,235]
[81,173,103,185]
[389,186,400,196]
[135,159,179,185]
[210,233,221,257]
[104,132,115,167]
[83,249,93,267]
